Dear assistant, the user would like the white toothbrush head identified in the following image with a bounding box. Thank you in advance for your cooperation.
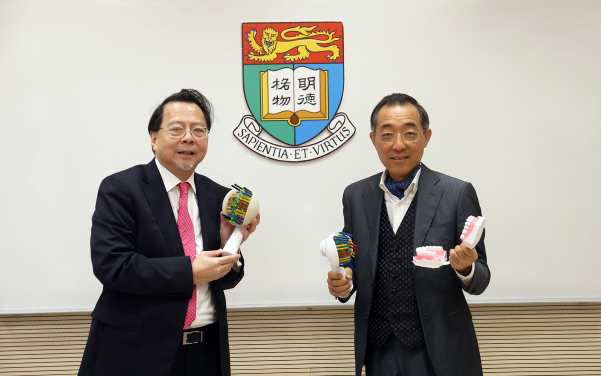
[221,184,260,226]
[320,232,357,276]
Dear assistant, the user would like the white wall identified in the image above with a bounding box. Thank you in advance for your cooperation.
[1,0,600,312]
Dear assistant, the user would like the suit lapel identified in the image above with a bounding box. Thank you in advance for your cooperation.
[363,175,384,280]
[413,164,442,250]
[194,174,220,252]
[141,159,184,257]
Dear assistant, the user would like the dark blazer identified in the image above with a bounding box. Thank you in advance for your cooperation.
[340,165,490,376]
[79,159,244,376]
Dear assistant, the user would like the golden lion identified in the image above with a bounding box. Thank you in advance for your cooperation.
[246,25,341,63]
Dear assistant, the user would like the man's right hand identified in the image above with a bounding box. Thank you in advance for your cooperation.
[327,268,353,297]
[192,250,241,284]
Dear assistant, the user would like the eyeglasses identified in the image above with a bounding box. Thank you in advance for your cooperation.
[374,131,422,143]
[160,126,209,140]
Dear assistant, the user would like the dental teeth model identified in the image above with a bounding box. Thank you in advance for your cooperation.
[460,216,486,249]
[413,246,450,268]
[320,232,357,277]
[221,184,260,268]
[413,216,486,269]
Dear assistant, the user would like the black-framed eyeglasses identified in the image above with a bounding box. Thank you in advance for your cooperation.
[160,126,209,140]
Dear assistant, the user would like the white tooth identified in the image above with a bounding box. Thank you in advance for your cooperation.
[467,215,474,221]
[462,229,467,235]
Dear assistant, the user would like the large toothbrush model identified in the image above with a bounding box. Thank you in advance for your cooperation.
[412,215,486,268]
[221,185,260,265]
[320,232,357,277]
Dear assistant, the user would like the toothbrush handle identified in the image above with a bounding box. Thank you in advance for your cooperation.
[223,226,244,269]
[331,264,347,278]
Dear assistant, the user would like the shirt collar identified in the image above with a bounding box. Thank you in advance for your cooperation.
[155,158,196,195]
[378,164,422,198]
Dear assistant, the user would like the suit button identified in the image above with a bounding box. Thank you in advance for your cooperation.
[177,318,184,325]
[365,316,368,321]
[392,288,396,293]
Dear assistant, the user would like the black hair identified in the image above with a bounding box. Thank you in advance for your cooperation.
[148,89,214,134]
[369,93,429,133]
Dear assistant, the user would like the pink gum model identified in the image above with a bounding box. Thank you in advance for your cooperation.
[413,246,449,268]
[460,216,486,249]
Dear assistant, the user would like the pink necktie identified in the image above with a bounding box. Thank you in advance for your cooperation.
[177,182,197,329]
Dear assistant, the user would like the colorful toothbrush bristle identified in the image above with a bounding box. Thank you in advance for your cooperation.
[222,184,253,225]
[333,232,357,267]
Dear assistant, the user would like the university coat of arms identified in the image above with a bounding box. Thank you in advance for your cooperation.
[234,22,355,162]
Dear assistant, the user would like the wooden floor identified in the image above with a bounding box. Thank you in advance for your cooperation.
[0,302,600,375]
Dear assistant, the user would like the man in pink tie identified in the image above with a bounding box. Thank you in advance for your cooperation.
[79,89,259,376]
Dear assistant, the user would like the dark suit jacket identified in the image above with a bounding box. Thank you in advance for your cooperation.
[79,159,243,376]
[340,165,490,376]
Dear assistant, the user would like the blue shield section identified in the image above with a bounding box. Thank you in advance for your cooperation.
[293,63,344,145]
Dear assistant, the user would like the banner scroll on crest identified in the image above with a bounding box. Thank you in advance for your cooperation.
[234,113,355,162]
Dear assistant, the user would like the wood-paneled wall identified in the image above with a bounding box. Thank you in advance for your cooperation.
[1,303,600,375]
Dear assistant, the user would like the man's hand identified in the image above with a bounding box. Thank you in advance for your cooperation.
[192,249,241,284]
[449,245,478,275]
[327,268,353,297]
[220,212,260,248]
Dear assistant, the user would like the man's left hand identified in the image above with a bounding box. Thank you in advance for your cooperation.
[449,245,477,275]
[220,212,260,248]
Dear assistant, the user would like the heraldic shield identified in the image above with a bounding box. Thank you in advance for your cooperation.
[242,22,345,146]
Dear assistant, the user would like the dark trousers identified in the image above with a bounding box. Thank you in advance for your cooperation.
[170,322,222,376]
[365,335,436,376]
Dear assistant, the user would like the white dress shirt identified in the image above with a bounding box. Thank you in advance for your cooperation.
[155,159,217,328]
